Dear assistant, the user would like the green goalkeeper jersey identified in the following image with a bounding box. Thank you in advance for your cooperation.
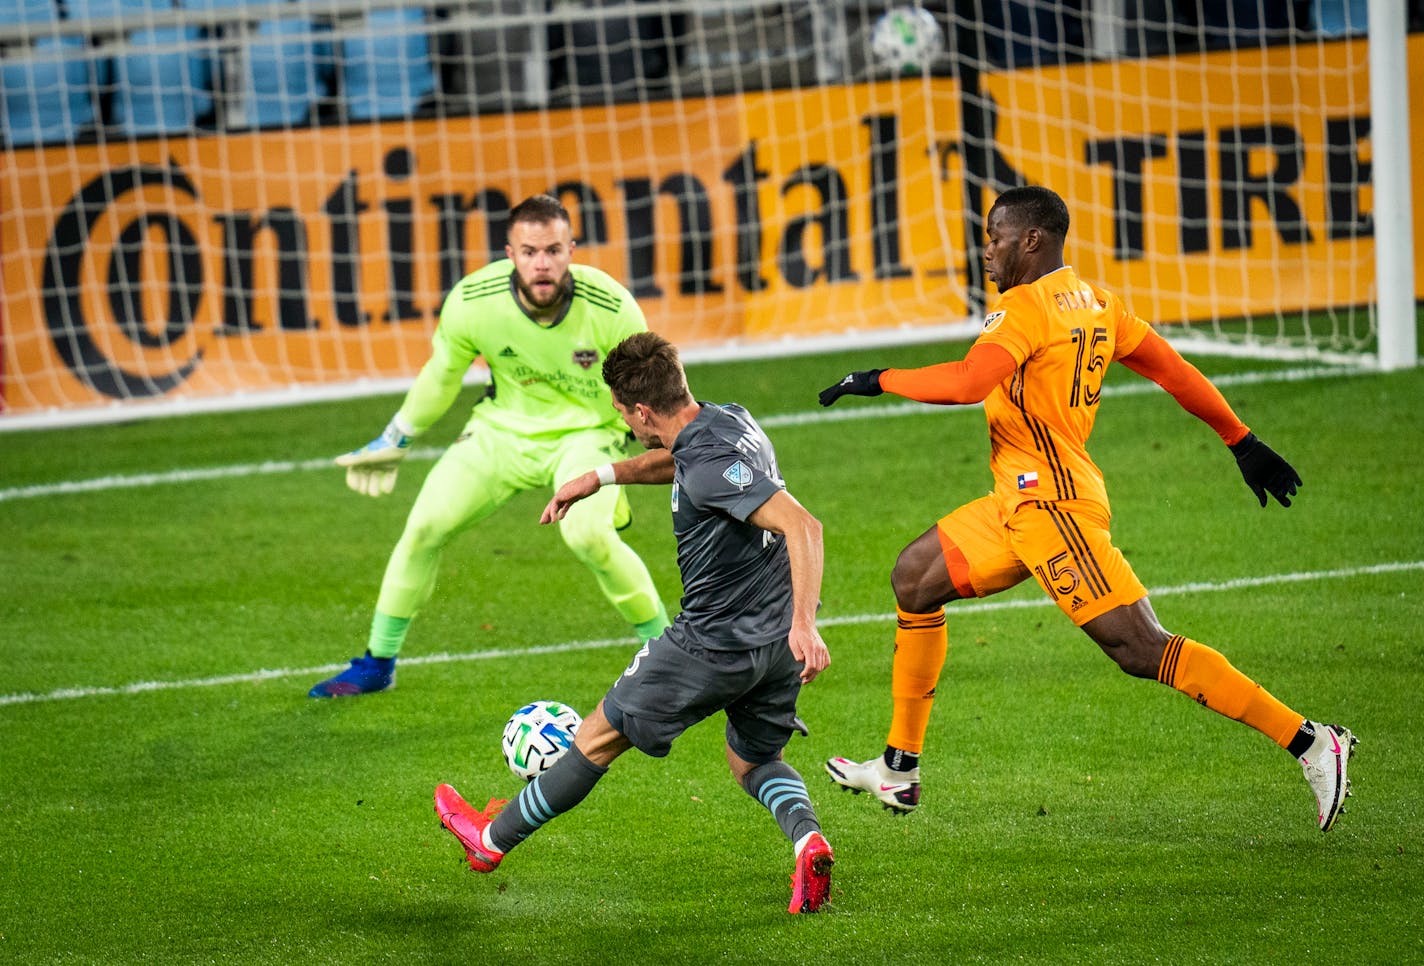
[397,260,648,439]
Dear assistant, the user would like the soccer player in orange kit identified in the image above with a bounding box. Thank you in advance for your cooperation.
[818,185,1355,832]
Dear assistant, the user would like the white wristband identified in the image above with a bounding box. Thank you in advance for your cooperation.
[594,464,617,487]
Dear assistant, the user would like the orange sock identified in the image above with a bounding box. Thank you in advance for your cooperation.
[886,608,948,754]
[1157,635,1304,748]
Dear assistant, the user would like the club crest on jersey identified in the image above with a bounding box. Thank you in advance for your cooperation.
[722,460,753,487]
[983,310,1006,332]
[1017,471,1039,490]
[572,348,599,370]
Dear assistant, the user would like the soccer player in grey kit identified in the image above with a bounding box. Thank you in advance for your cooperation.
[434,331,835,913]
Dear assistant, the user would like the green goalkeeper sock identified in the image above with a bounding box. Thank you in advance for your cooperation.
[367,612,411,659]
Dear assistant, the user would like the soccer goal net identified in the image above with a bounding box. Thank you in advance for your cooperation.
[0,0,1416,426]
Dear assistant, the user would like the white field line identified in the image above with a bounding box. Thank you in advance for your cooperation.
[0,365,1361,504]
[1,559,1418,708]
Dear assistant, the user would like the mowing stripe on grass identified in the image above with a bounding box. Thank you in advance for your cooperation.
[0,366,1359,503]
[2,558,1417,708]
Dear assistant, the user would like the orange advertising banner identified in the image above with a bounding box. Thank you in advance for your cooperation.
[981,39,1394,323]
[0,82,963,415]
[1,36,1417,418]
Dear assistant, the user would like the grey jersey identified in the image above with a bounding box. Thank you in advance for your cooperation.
[664,402,793,652]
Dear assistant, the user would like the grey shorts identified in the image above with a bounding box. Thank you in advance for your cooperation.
[601,631,804,764]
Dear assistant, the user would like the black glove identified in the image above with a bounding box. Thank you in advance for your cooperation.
[1230,432,1301,508]
[818,369,885,407]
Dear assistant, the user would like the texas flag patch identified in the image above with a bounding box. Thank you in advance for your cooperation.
[1016,471,1040,490]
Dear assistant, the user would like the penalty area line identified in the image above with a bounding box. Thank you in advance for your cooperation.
[1,559,1417,709]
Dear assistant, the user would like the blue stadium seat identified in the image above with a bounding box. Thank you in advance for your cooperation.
[77,0,214,136]
[1313,0,1368,36]
[0,0,104,147]
[246,14,333,126]
[193,0,332,128]
[341,7,436,121]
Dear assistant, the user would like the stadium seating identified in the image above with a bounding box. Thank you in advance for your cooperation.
[196,0,332,128]
[672,7,814,95]
[1313,0,1368,35]
[547,1,682,99]
[340,7,436,121]
[0,0,104,147]
[75,0,214,136]
[438,0,541,115]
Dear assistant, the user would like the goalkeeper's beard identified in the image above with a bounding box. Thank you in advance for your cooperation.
[516,271,574,312]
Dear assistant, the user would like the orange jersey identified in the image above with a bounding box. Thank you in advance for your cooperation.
[975,266,1151,515]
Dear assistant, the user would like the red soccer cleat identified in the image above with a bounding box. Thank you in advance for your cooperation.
[788,831,834,914]
[434,783,508,872]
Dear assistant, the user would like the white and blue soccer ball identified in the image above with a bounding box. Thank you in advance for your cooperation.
[501,700,582,781]
[870,6,944,74]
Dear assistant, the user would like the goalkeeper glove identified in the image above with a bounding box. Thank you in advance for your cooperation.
[1229,432,1301,508]
[818,369,885,407]
[336,416,414,497]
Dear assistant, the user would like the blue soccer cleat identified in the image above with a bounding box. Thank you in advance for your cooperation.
[308,651,396,698]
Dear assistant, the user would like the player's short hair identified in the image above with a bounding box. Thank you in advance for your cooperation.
[603,332,693,416]
[508,193,572,228]
[991,185,1070,240]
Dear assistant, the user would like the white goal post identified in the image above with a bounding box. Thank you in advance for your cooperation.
[1367,0,1418,371]
[0,0,1416,428]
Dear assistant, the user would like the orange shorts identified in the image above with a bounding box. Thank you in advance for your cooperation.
[936,495,1147,626]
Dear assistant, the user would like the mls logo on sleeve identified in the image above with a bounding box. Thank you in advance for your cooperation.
[983,310,1006,332]
[722,460,753,488]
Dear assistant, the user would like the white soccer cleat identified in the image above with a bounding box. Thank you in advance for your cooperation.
[1299,722,1357,832]
[825,755,921,814]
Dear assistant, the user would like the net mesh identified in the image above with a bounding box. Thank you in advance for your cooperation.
[0,0,1403,423]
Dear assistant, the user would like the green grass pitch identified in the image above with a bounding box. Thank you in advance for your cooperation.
[2,337,1422,964]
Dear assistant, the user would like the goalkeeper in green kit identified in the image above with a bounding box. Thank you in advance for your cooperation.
[309,194,670,697]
